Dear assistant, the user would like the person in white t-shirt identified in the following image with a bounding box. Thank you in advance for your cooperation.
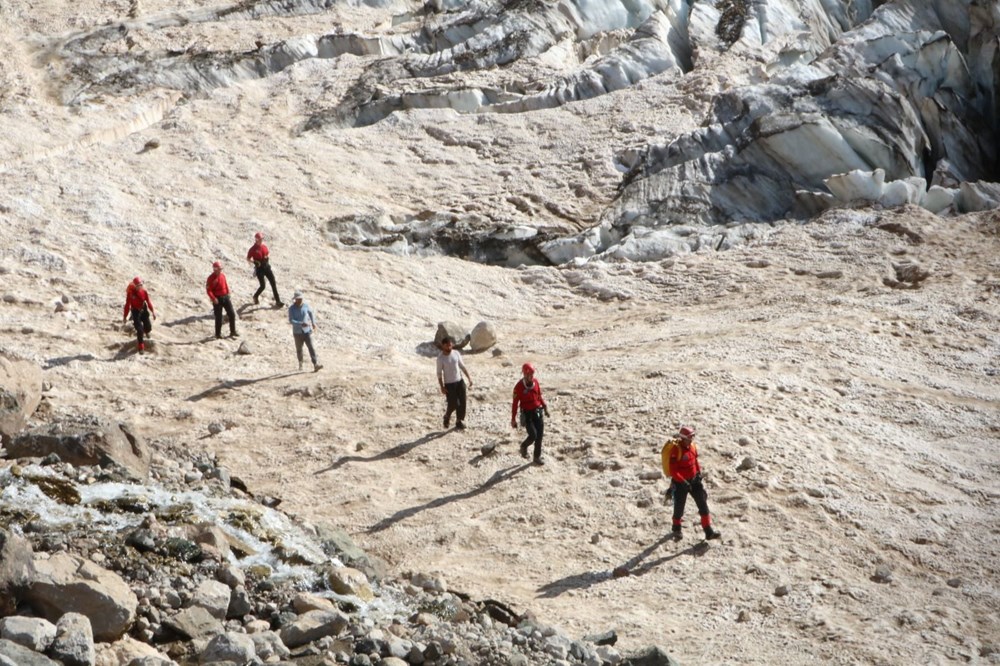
[436,336,473,430]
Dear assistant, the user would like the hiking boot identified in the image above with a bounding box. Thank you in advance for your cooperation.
[704,526,721,540]
[215,334,223,340]
[253,295,259,305]
[313,363,323,372]
[298,361,303,371]
[671,524,682,540]
[230,332,239,338]
[276,301,284,307]
[455,422,466,431]
[443,416,450,429]
[532,456,545,466]
[137,342,145,352]
[519,443,529,459]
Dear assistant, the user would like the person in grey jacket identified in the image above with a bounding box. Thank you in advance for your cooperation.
[287,290,323,372]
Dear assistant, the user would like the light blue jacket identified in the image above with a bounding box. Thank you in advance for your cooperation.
[288,302,316,335]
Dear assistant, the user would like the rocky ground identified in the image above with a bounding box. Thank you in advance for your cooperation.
[1,0,999,665]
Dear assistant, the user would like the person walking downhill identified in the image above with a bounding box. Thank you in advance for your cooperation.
[206,261,238,339]
[662,426,721,541]
[122,276,156,353]
[246,231,283,307]
[436,336,472,430]
[287,290,322,372]
[511,363,549,465]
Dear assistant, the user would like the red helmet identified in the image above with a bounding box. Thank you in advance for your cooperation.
[522,363,535,374]
[212,261,222,269]
[132,276,142,286]
[254,232,264,240]
[679,426,695,439]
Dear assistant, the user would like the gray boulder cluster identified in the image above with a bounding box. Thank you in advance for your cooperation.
[1,356,676,665]
[552,0,1000,262]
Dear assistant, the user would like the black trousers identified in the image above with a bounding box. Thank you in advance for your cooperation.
[444,380,467,425]
[254,263,281,303]
[212,295,237,337]
[672,477,711,525]
[130,309,151,344]
[520,408,545,460]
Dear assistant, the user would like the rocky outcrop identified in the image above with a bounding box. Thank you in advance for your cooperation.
[23,553,137,642]
[581,0,1000,261]
[0,354,42,442]
[8,418,150,479]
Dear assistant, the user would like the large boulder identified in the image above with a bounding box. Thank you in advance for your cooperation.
[622,646,682,666]
[0,616,56,652]
[23,553,137,642]
[278,610,349,649]
[0,355,42,442]
[0,638,60,666]
[7,418,150,480]
[469,321,497,352]
[0,529,34,616]
[434,322,470,349]
[94,636,170,666]
[50,612,96,666]
[315,524,388,581]
[199,632,255,665]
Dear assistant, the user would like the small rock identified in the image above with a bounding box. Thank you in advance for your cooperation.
[491,348,503,357]
[737,436,752,447]
[236,342,252,355]
[872,565,893,584]
[737,609,751,623]
[946,577,962,588]
[736,457,756,472]
[207,422,225,436]
[480,443,497,457]
[773,585,790,597]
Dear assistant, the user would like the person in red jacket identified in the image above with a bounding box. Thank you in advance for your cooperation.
[246,231,283,307]
[206,261,238,339]
[122,276,156,352]
[662,426,721,541]
[511,363,550,465]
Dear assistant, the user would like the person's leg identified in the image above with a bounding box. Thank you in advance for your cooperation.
[223,297,237,336]
[672,483,689,536]
[131,311,144,345]
[531,410,545,461]
[141,310,152,336]
[691,480,720,538]
[304,333,319,368]
[443,382,459,427]
[520,412,536,458]
[264,265,281,303]
[213,301,223,338]
[293,334,305,368]
[455,379,467,426]
[253,269,266,303]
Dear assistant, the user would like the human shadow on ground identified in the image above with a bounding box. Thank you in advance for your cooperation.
[45,354,102,369]
[366,463,529,534]
[162,313,214,328]
[185,372,299,402]
[535,535,710,599]
[314,430,450,474]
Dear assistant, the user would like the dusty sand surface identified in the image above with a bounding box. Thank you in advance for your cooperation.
[2,1,999,664]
